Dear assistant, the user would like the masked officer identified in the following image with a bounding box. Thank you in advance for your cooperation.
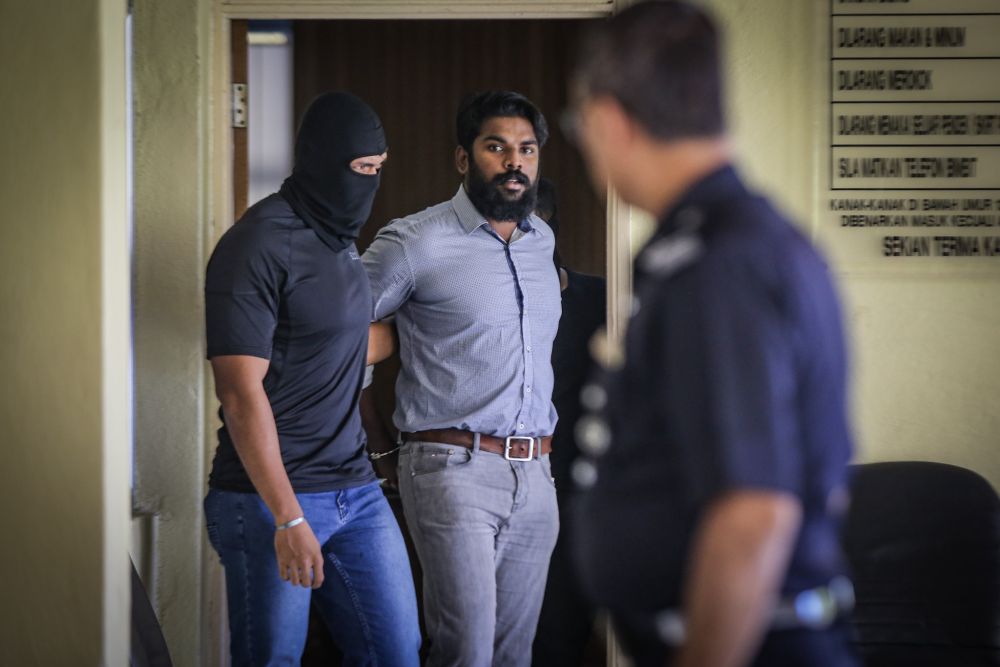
[204,92,420,666]
[566,3,859,667]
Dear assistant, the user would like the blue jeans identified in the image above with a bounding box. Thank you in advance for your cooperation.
[397,440,560,667]
[204,481,421,666]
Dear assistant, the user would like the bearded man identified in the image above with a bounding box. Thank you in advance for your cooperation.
[362,91,561,667]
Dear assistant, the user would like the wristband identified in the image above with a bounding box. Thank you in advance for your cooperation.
[275,516,305,531]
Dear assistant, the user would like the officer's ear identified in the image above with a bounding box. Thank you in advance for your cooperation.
[589,95,638,150]
[455,146,469,176]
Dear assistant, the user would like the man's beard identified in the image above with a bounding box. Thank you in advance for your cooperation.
[466,159,538,223]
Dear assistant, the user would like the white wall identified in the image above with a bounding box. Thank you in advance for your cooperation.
[248,29,295,205]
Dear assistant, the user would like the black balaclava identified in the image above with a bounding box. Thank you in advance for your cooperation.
[279,92,387,253]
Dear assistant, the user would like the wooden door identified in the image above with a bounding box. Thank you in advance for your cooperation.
[232,19,249,218]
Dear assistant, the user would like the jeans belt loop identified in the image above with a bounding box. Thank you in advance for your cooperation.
[472,431,481,456]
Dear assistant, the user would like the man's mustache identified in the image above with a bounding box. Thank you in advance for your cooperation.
[492,171,530,187]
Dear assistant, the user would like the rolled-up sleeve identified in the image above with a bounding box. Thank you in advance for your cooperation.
[362,221,415,320]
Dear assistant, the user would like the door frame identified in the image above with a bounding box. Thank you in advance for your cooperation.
[207,2,637,665]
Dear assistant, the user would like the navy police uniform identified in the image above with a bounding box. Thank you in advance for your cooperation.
[573,166,859,667]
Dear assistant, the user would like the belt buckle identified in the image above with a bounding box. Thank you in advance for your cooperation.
[504,436,535,461]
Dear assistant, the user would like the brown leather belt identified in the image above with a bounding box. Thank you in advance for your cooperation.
[402,428,552,460]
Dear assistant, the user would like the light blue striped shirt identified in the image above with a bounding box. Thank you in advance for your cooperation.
[363,185,561,437]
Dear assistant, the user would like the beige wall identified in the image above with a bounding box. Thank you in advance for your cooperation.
[0,0,129,664]
[131,0,214,664]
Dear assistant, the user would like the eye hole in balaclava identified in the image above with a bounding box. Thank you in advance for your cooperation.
[279,92,387,253]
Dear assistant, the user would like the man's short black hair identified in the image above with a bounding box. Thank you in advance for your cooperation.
[573,0,724,141]
[456,91,549,153]
[535,177,559,231]
[534,178,563,269]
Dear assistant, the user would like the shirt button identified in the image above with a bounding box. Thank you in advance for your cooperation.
[526,387,532,393]
[572,459,598,489]
[518,423,525,430]
[577,415,611,456]
[526,346,532,352]
[580,383,607,411]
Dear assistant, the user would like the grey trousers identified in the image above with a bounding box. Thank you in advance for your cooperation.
[398,439,560,667]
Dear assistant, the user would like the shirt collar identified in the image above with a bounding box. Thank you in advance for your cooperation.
[451,184,543,236]
[657,164,744,235]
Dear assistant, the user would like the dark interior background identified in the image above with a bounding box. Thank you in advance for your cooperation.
[292,19,606,276]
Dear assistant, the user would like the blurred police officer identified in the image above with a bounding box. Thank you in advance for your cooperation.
[566,3,859,667]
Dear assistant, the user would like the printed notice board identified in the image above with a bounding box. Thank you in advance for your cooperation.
[829,0,1000,265]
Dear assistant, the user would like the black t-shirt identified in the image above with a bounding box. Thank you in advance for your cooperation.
[575,167,854,612]
[205,194,376,493]
[551,269,606,498]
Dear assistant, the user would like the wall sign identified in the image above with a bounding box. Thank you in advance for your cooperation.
[829,0,1000,261]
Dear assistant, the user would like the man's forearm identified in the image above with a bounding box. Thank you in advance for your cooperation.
[675,490,802,667]
[367,320,398,365]
[220,388,302,524]
[360,387,400,485]
[211,355,324,588]
[360,388,396,454]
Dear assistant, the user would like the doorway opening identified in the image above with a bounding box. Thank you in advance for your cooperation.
[226,15,611,667]
[239,18,606,275]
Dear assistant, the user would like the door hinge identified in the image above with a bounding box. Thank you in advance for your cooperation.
[232,83,248,128]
